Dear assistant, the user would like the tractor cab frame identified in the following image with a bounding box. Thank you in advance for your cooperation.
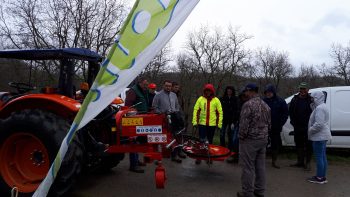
[0,48,102,98]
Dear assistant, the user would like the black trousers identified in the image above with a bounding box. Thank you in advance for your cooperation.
[169,112,185,158]
[294,127,312,165]
[269,129,282,151]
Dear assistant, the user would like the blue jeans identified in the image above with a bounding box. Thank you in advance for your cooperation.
[312,141,328,178]
[129,153,139,169]
[198,125,216,144]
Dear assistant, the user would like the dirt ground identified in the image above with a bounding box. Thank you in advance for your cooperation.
[68,156,350,197]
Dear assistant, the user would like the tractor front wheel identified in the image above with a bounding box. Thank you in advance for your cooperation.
[0,109,83,196]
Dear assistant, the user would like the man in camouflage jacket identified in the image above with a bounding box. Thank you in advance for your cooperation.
[237,83,271,197]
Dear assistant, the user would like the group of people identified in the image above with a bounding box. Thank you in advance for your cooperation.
[124,77,186,173]
[235,82,331,197]
[124,77,332,197]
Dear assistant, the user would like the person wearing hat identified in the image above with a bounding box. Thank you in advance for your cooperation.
[237,83,271,197]
[148,83,157,107]
[289,82,313,171]
[263,84,289,169]
[192,84,223,164]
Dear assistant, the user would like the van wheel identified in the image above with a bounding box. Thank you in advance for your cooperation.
[0,109,83,197]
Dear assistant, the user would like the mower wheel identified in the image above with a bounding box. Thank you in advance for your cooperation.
[0,109,84,197]
[155,169,166,189]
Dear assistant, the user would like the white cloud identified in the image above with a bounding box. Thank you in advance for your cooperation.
[170,0,350,66]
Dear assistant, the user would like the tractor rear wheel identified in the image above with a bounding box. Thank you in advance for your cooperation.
[98,153,125,171]
[0,109,83,197]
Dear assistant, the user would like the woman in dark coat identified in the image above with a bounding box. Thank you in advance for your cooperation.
[219,86,238,150]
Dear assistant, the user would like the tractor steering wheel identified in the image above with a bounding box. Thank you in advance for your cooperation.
[8,82,36,94]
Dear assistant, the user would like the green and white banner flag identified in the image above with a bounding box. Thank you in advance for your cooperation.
[33,0,199,196]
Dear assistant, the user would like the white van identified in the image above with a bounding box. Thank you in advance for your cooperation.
[281,86,350,148]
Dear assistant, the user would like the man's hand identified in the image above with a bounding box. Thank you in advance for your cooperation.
[230,123,235,130]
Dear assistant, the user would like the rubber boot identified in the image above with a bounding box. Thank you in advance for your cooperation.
[294,147,305,167]
[305,155,312,171]
[272,150,280,169]
[290,148,304,167]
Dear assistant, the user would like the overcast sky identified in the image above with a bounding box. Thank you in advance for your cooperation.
[167,0,350,66]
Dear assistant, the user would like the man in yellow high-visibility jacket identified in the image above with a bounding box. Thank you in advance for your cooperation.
[192,84,223,145]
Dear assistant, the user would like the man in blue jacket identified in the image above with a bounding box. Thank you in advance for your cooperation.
[263,84,288,169]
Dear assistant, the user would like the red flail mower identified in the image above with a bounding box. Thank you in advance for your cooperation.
[107,107,233,189]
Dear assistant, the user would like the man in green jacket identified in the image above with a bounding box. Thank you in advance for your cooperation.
[125,77,150,173]
[125,77,150,112]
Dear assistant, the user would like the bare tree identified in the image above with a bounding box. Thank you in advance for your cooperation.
[143,43,173,81]
[184,25,252,94]
[186,26,225,84]
[330,42,350,85]
[176,53,201,121]
[298,64,319,82]
[0,0,128,79]
[318,63,341,86]
[254,47,293,90]
[225,26,253,77]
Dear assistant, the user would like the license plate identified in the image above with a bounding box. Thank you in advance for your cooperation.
[122,117,143,126]
[147,134,167,143]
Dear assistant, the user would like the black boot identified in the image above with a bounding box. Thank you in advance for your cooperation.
[272,150,280,169]
[226,155,235,163]
[171,155,182,163]
[129,166,144,173]
[290,147,305,167]
[305,149,312,171]
[178,150,187,159]
[304,162,311,171]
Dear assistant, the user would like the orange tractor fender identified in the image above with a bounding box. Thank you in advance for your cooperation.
[0,94,81,120]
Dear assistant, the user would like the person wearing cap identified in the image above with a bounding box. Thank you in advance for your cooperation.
[152,80,183,163]
[148,83,157,107]
[263,84,288,169]
[289,82,313,171]
[192,84,223,164]
[237,83,271,197]
[307,91,331,184]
